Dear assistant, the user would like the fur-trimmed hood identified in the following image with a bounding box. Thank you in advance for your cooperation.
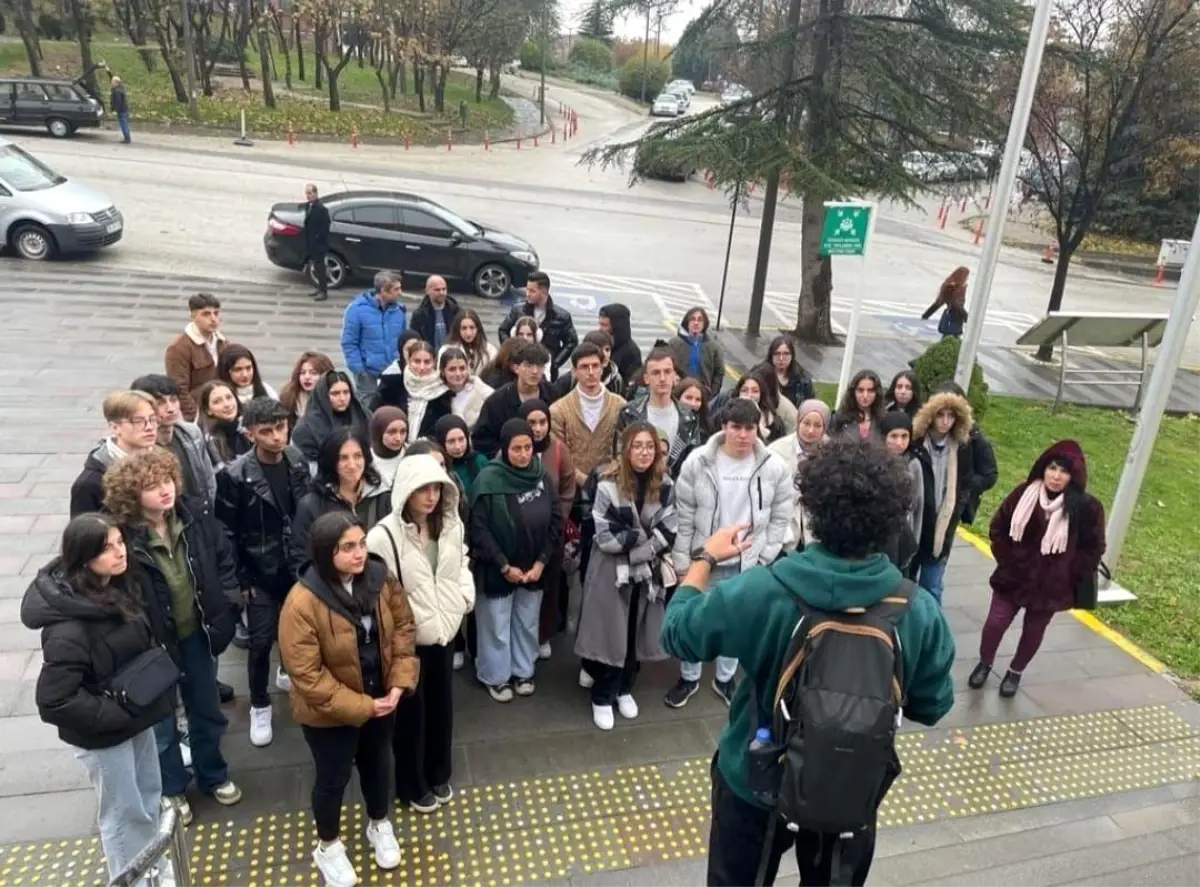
[912,391,973,444]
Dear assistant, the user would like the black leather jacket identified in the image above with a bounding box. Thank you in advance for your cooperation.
[215,447,310,600]
[498,296,579,376]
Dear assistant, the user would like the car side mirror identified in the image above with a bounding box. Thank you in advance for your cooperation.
[449,231,465,244]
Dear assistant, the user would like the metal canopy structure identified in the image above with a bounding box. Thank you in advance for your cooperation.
[1016,311,1170,412]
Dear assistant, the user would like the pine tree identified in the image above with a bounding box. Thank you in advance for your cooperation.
[578,0,615,43]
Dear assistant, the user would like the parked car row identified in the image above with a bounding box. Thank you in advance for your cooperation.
[901,150,988,183]
[0,76,105,138]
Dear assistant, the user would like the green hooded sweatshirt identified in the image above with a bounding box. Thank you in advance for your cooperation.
[661,543,956,809]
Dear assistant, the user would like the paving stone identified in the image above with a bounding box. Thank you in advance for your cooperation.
[0,651,32,681]
[0,517,35,534]
[1058,855,1200,886]
[1022,673,1189,714]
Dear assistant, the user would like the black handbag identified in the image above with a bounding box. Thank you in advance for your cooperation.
[105,647,180,711]
[1073,560,1112,611]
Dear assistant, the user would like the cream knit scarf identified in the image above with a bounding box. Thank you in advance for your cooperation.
[1009,480,1070,555]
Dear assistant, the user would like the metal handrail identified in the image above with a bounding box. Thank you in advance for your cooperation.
[108,803,191,887]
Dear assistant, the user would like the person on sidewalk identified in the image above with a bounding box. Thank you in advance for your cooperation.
[768,398,830,552]
[164,293,228,422]
[409,275,460,350]
[910,389,976,603]
[759,335,814,411]
[576,423,677,731]
[70,390,160,518]
[103,450,242,825]
[497,271,578,381]
[880,410,924,575]
[110,76,131,143]
[469,419,562,702]
[970,440,1105,697]
[550,343,626,487]
[668,307,725,399]
[886,370,923,418]
[280,351,336,433]
[440,309,497,378]
[291,370,371,467]
[368,454,473,814]
[23,513,175,883]
[830,369,886,442]
[471,341,555,459]
[674,377,715,439]
[218,344,279,406]
[215,398,309,748]
[665,399,791,709]
[614,345,701,478]
[597,303,643,388]
[376,341,446,435]
[933,380,999,525]
[551,330,625,400]
[340,272,407,401]
[922,266,969,337]
[369,406,409,488]
[194,380,250,470]
[279,511,418,887]
[304,184,332,302]
[132,375,217,507]
[661,439,955,886]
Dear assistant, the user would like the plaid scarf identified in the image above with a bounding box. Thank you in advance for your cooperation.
[592,476,678,602]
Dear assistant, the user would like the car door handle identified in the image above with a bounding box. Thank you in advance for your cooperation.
[345,236,362,243]
[405,245,421,251]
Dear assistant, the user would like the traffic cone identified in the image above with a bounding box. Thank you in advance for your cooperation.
[403,133,410,151]
[286,122,296,146]
[349,124,359,148]
[1041,243,1056,264]
[1154,263,1165,286]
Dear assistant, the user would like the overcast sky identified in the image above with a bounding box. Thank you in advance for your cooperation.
[559,0,703,45]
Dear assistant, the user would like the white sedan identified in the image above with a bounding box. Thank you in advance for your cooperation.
[651,94,681,117]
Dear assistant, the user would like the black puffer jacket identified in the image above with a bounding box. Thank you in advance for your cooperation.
[215,448,309,600]
[21,560,174,750]
[288,479,393,575]
[127,496,240,658]
[598,303,643,387]
[498,296,579,377]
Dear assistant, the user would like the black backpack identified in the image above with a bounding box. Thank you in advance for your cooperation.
[746,580,914,879]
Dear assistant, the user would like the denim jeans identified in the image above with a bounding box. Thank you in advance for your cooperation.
[918,558,948,605]
[154,630,229,795]
[75,727,161,883]
[475,589,542,686]
[681,565,740,684]
[117,111,131,142]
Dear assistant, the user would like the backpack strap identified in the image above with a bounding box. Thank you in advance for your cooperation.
[380,524,402,580]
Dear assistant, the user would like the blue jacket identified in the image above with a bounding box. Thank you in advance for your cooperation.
[340,291,407,376]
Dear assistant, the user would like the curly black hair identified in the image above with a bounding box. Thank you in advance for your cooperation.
[798,439,913,559]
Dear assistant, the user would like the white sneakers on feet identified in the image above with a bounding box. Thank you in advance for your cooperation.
[276,667,292,693]
[313,839,359,887]
[249,705,273,747]
[592,704,615,731]
[538,642,552,660]
[617,694,639,719]
[578,667,594,689]
[365,819,402,870]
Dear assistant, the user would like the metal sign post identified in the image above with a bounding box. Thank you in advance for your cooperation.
[822,201,877,404]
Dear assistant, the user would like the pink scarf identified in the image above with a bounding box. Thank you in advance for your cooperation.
[1008,480,1070,555]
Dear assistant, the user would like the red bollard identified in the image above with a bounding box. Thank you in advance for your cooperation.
[403,133,410,151]
[287,122,296,146]
[983,191,992,210]
[349,124,359,148]
[972,217,984,245]
[959,195,968,213]
[938,203,949,229]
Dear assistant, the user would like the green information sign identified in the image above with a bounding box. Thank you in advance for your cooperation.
[819,203,873,257]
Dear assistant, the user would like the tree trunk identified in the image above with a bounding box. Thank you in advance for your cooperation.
[433,63,447,113]
[272,13,292,89]
[414,63,425,112]
[326,54,352,111]
[68,0,96,95]
[375,66,391,112]
[475,65,484,103]
[158,46,189,102]
[12,0,41,76]
[294,18,304,80]
[256,21,276,107]
[488,64,501,100]
[1035,247,1074,361]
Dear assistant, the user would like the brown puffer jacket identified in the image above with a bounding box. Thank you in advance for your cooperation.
[278,557,419,728]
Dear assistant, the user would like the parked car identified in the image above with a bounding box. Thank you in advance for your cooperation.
[263,190,539,299]
[664,86,690,112]
[0,136,123,260]
[666,79,695,97]
[0,76,104,138]
[650,94,681,117]
[632,123,695,182]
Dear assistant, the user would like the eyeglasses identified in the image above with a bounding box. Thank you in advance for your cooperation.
[123,416,159,430]
[630,442,658,453]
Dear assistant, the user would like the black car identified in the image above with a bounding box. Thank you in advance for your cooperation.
[263,190,540,299]
[0,76,104,138]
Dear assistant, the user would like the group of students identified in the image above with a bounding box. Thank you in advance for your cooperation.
[25,276,1108,887]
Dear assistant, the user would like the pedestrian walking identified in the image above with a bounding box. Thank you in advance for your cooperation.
[576,423,677,731]
[970,440,1105,696]
[667,307,725,399]
[830,369,886,442]
[340,271,407,401]
[304,184,332,302]
[922,266,970,337]
[368,454,473,814]
[469,419,563,702]
[23,514,175,883]
[164,293,227,422]
[278,511,418,887]
[218,344,278,405]
[291,370,371,466]
[280,351,335,432]
[110,75,130,143]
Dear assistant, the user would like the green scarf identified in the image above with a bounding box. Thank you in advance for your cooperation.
[470,455,545,554]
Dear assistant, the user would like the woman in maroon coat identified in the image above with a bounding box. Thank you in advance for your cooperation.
[969,440,1106,698]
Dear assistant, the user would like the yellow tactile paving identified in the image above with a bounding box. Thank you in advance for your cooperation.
[1,704,1197,887]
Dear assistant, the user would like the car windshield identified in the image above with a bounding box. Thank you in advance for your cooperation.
[0,144,67,191]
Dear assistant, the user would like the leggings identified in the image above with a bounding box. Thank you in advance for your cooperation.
[979,594,1055,673]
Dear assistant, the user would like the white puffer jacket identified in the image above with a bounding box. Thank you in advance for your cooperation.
[367,454,474,646]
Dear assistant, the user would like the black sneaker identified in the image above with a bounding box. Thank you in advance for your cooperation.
[432,783,453,805]
[999,669,1022,698]
[409,793,439,814]
[967,662,991,690]
[712,677,736,707]
[664,678,700,709]
[217,681,235,704]
[312,291,328,302]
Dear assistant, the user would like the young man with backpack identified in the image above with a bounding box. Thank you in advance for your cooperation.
[662,439,955,886]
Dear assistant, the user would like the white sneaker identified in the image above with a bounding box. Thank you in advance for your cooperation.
[452,651,466,671]
[578,667,594,689]
[179,739,192,769]
[538,642,552,660]
[592,704,615,731]
[313,840,359,887]
[276,667,292,693]
[365,819,402,870]
[617,694,639,720]
[163,795,192,827]
[249,705,273,747]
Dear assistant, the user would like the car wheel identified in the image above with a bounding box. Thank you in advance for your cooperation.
[46,117,73,138]
[309,252,348,289]
[11,223,57,260]
[474,263,511,299]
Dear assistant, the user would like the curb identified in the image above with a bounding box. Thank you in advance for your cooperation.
[954,526,1169,675]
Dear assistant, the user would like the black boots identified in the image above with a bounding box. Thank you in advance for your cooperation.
[999,670,1022,698]
[967,661,991,689]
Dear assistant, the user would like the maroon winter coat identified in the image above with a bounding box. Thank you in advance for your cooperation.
[988,440,1106,613]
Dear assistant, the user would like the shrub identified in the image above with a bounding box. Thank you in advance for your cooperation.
[909,336,990,420]
[617,56,670,102]
[38,13,64,39]
[520,39,555,72]
[569,38,613,71]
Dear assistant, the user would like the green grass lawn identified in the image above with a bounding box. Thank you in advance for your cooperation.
[811,382,1200,679]
[0,41,512,140]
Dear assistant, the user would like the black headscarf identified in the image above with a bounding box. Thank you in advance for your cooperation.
[517,399,552,453]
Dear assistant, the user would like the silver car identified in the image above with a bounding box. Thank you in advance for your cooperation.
[0,136,123,260]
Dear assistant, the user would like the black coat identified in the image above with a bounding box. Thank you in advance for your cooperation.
[599,303,643,387]
[288,481,393,576]
[21,560,173,750]
[126,496,240,659]
[778,370,815,409]
[409,294,461,348]
[960,428,998,525]
[215,448,310,599]
[69,446,110,518]
[304,200,331,253]
[110,83,128,115]
[470,380,556,459]
[374,371,452,438]
[498,296,579,377]
[912,436,976,562]
[469,479,562,598]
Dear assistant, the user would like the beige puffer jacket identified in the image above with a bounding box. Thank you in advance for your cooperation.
[366,454,474,646]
